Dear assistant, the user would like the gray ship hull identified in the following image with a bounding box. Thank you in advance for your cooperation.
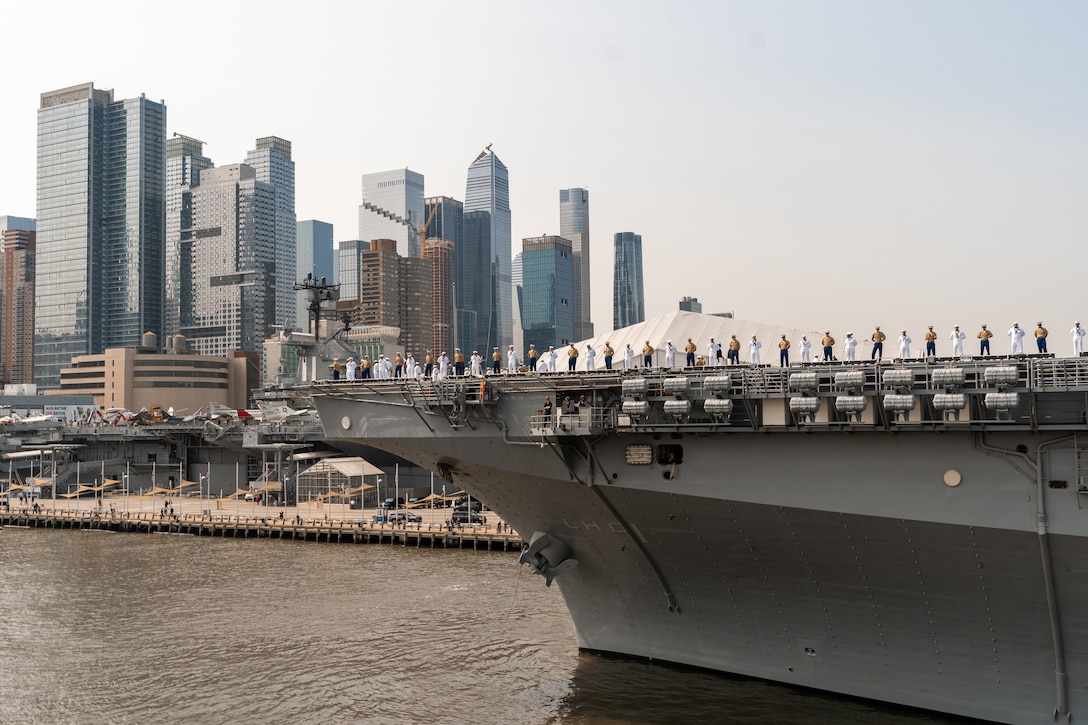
[313,359,1088,723]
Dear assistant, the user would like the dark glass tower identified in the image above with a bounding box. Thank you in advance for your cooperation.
[460,147,511,356]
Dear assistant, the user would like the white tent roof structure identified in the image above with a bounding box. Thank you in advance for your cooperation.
[561,310,824,371]
[300,456,384,478]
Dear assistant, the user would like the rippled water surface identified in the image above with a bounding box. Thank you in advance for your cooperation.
[0,528,966,724]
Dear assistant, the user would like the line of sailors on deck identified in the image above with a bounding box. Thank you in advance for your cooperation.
[330,322,1087,379]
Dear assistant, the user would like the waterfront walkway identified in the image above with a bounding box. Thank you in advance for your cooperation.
[0,498,522,552]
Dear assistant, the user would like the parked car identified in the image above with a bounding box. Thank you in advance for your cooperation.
[453,499,483,513]
[388,511,422,524]
[451,510,485,525]
[383,497,406,509]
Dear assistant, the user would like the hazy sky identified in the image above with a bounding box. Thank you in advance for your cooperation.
[3,1,1086,350]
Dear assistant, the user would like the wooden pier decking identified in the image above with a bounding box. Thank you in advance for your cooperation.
[0,509,523,551]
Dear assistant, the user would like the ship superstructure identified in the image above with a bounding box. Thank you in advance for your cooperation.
[312,354,1088,723]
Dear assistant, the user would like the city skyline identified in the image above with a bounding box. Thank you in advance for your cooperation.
[1,2,1085,344]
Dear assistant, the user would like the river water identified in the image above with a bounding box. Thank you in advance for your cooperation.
[0,527,964,724]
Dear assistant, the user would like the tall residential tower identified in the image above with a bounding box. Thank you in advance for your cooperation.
[458,146,511,356]
[246,137,296,330]
[34,82,166,388]
[559,188,591,340]
[613,232,645,329]
[0,216,36,385]
[359,169,425,257]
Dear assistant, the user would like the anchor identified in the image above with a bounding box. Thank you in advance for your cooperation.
[519,531,579,587]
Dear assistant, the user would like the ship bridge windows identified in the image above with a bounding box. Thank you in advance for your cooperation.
[657,444,684,466]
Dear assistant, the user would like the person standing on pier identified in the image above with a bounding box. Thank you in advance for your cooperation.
[978,325,992,355]
[1008,323,1025,354]
[778,335,791,367]
[871,327,885,360]
[603,342,615,370]
[1073,322,1086,355]
[1035,322,1048,353]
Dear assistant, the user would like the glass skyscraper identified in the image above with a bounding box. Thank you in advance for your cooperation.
[179,164,276,357]
[521,236,574,352]
[613,232,645,329]
[296,220,334,332]
[165,134,214,338]
[359,169,425,257]
[246,137,296,330]
[337,240,370,303]
[559,188,592,340]
[459,147,512,356]
[35,82,166,388]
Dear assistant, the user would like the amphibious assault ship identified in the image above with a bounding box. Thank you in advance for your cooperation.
[312,350,1088,723]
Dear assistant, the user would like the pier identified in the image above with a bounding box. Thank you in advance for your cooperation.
[0,501,523,552]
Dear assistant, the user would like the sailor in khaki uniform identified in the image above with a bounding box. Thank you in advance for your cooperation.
[684,338,697,367]
[924,326,937,357]
[642,341,654,367]
[603,343,615,370]
[871,327,886,360]
[778,335,791,367]
[1035,322,1048,353]
[821,332,835,362]
[568,343,580,371]
[727,336,741,365]
[978,325,993,355]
